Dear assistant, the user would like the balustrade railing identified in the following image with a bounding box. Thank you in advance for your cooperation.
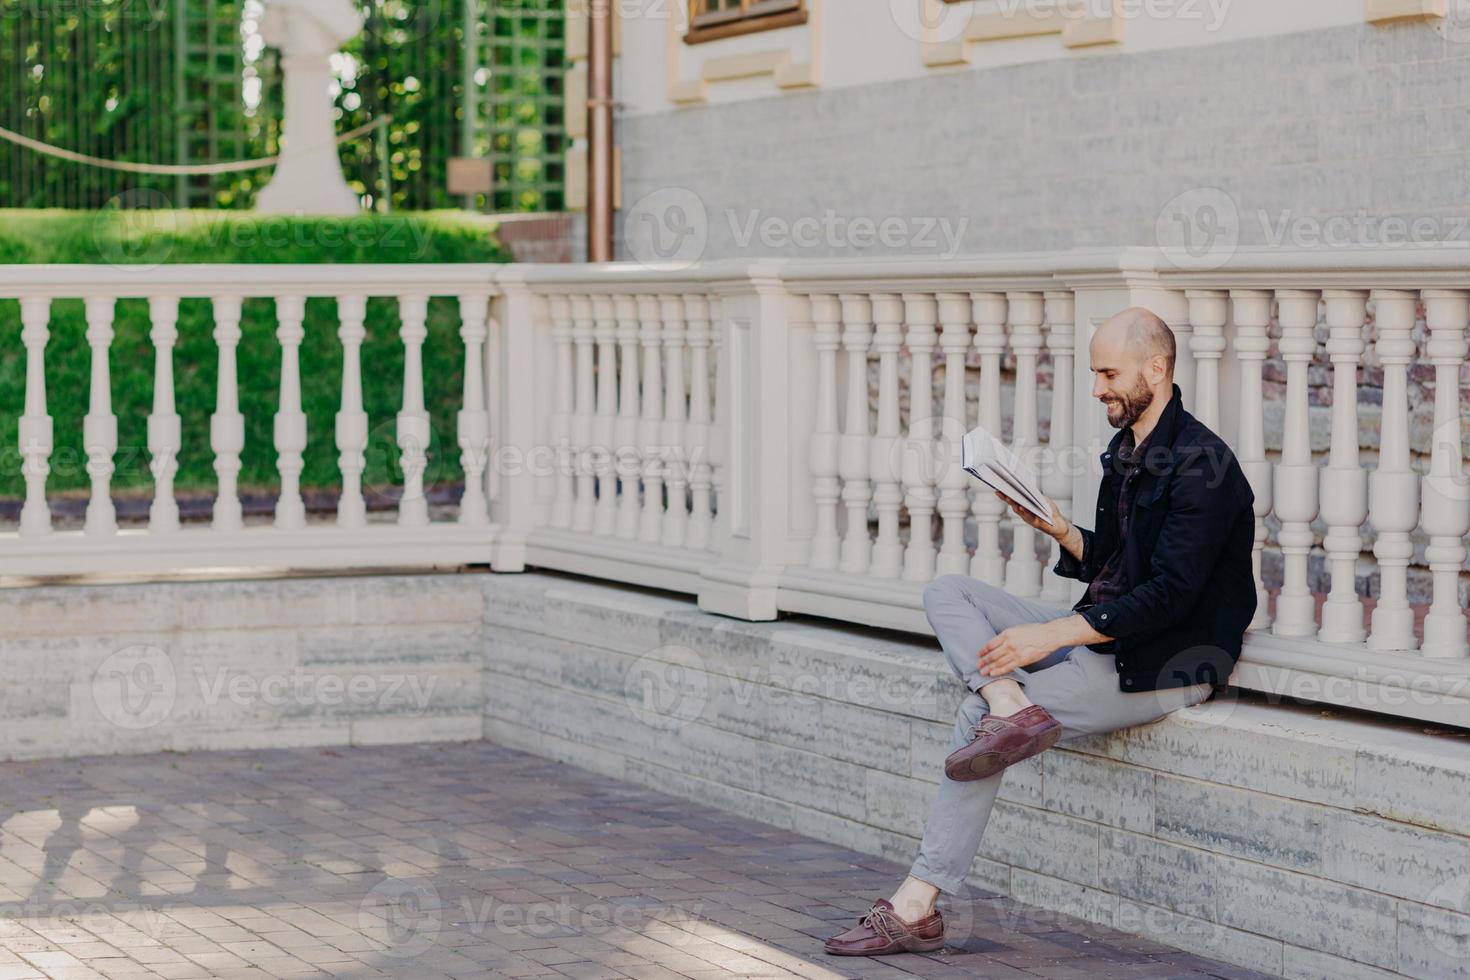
[1,248,1466,726]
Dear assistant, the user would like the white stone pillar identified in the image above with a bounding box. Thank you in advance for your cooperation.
[1420,289,1470,658]
[1317,290,1368,645]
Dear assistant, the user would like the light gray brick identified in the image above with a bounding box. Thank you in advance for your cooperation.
[1044,752,1152,832]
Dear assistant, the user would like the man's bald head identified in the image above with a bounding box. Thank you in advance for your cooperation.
[1090,307,1177,430]
[1096,307,1176,378]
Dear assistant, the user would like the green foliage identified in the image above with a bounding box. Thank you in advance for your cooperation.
[0,210,509,499]
[0,1,567,213]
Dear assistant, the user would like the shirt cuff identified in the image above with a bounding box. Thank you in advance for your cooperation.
[1079,602,1120,637]
[1052,526,1092,579]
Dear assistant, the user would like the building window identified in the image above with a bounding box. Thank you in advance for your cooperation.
[685,0,807,44]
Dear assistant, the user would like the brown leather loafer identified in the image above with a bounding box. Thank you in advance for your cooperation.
[823,899,945,956]
[943,704,1062,781]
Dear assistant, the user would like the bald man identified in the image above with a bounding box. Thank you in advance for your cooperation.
[826,308,1257,957]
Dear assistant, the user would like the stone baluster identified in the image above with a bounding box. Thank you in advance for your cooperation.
[1317,290,1369,644]
[637,295,666,543]
[1005,292,1045,597]
[1420,289,1470,658]
[1231,290,1273,631]
[1367,290,1420,651]
[1041,290,1075,603]
[273,295,308,530]
[708,296,729,552]
[334,294,369,529]
[1186,290,1227,430]
[547,295,576,530]
[18,297,52,536]
[396,294,431,527]
[934,293,972,576]
[838,293,874,575]
[1272,290,1321,637]
[458,293,492,527]
[570,294,597,533]
[211,296,246,531]
[970,292,1008,584]
[685,295,715,550]
[147,296,182,533]
[614,295,643,539]
[901,292,939,582]
[592,294,619,536]
[83,295,118,536]
[869,293,905,579]
[660,295,690,549]
[808,295,843,570]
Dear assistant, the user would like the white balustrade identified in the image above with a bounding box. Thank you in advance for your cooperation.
[83,295,118,536]
[838,293,874,575]
[147,296,182,533]
[1004,292,1044,597]
[900,292,939,583]
[1317,290,1368,645]
[1230,290,1274,632]
[211,295,246,531]
[1272,290,1321,637]
[1040,290,1075,603]
[808,295,842,570]
[934,293,972,577]
[659,294,691,549]
[273,295,308,530]
[637,295,665,543]
[869,294,905,579]
[970,292,1007,585]
[18,296,52,536]
[335,294,369,529]
[0,251,1466,726]
[458,293,492,527]
[1367,289,1421,651]
[1420,290,1470,659]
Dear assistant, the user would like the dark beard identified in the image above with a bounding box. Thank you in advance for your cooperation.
[1105,377,1154,429]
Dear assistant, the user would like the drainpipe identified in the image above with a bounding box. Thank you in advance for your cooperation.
[587,0,615,262]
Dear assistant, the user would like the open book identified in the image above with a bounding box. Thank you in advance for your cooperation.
[960,426,1054,526]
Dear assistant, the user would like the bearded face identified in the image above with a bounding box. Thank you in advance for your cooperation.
[1100,370,1155,429]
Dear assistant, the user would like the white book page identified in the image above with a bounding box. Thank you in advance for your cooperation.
[962,427,1053,525]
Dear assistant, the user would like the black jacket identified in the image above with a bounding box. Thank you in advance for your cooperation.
[1054,383,1256,693]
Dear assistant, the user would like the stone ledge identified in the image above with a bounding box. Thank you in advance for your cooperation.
[482,570,1470,980]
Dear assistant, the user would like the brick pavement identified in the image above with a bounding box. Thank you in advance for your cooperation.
[0,741,1272,980]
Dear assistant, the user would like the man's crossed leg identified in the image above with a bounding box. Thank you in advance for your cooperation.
[824,573,1212,956]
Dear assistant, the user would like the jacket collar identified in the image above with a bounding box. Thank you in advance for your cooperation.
[1100,382,1184,477]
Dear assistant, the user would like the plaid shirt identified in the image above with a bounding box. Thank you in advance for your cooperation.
[1081,426,1155,621]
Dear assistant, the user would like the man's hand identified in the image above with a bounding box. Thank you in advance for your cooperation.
[995,492,1084,562]
[978,621,1064,676]
[977,614,1113,677]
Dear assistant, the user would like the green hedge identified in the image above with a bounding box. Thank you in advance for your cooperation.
[0,211,509,499]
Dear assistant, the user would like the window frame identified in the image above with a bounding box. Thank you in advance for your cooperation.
[684,0,807,45]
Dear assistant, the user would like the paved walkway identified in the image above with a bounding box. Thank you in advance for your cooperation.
[0,741,1270,980]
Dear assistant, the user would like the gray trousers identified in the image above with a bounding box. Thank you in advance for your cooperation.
[908,573,1213,895]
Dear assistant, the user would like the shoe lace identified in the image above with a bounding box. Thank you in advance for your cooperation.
[859,903,905,940]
